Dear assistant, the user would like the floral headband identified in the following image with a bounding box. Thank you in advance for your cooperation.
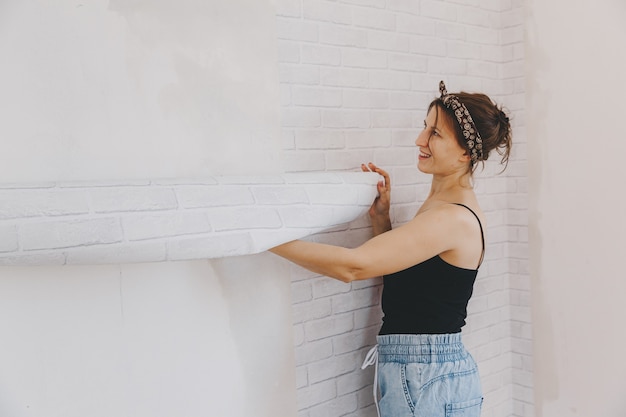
[439,80,483,164]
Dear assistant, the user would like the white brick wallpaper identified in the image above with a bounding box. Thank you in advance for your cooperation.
[276,0,530,417]
[0,173,379,265]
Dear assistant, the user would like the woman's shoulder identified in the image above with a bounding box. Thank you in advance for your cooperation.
[417,196,479,213]
[414,199,484,231]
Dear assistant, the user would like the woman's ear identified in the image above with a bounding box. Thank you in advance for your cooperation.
[459,151,471,163]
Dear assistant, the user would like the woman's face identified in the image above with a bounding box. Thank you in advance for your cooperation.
[415,106,469,175]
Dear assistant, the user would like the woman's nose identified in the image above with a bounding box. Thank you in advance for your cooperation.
[415,130,427,147]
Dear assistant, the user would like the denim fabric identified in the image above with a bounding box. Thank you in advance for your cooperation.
[376,333,483,417]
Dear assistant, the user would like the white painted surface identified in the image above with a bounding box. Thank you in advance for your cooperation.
[0,255,296,417]
[0,0,281,182]
[526,1,626,416]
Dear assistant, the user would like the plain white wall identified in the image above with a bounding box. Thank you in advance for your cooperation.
[0,1,297,416]
[526,1,626,416]
[0,256,297,417]
[0,0,282,182]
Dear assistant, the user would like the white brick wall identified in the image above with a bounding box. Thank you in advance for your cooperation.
[276,0,531,416]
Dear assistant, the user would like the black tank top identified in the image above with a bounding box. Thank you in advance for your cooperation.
[379,203,485,335]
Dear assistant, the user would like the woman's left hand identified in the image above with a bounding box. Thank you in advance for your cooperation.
[361,162,392,235]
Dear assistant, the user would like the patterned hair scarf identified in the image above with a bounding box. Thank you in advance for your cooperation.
[439,80,483,164]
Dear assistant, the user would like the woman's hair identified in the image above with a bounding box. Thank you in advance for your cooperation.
[428,92,512,173]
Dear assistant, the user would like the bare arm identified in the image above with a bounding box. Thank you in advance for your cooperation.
[270,204,470,283]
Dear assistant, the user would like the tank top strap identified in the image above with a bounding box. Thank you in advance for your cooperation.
[452,203,485,268]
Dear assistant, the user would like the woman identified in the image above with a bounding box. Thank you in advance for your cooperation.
[270,81,512,417]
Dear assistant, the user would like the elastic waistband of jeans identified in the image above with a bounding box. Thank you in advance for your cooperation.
[376,333,468,363]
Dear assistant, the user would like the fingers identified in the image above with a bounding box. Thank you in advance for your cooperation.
[363,162,390,189]
[378,169,390,189]
[365,162,378,172]
[366,162,387,177]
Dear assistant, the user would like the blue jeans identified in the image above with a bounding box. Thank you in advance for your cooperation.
[376,333,483,417]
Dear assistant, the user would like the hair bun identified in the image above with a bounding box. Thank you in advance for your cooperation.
[498,109,510,124]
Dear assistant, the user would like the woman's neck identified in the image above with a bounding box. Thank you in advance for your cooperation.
[426,171,473,200]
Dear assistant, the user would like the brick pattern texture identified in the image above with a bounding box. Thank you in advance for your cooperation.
[0,173,379,265]
[276,0,531,416]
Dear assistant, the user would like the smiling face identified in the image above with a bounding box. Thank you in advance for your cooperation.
[415,105,471,175]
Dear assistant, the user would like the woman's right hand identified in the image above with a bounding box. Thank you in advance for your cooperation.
[361,162,392,234]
